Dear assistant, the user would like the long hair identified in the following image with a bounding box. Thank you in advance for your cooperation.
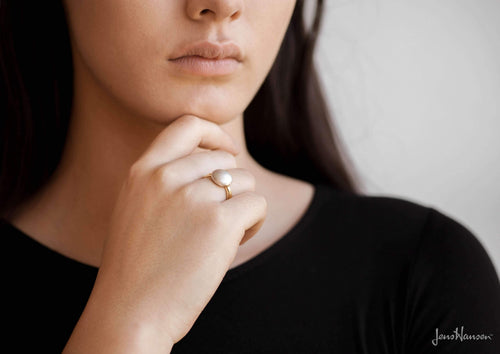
[0,0,361,220]
[245,0,360,190]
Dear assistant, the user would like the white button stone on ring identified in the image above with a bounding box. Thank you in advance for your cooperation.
[204,169,233,200]
[210,169,232,187]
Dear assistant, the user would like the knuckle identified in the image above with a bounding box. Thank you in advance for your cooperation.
[152,165,177,186]
[259,194,268,210]
[128,161,146,180]
[253,193,268,211]
[178,114,198,125]
[177,183,195,201]
[178,115,202,130]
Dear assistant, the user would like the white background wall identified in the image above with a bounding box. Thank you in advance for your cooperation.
[315,0,500,273]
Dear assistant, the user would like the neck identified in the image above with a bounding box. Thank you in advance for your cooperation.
[9,51,315,268]
[12,60,276,262]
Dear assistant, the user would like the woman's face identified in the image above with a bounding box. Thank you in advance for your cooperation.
[62,0,297,124]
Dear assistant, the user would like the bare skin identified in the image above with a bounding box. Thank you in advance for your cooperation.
[9,113,314,270]
[8,0,316,351]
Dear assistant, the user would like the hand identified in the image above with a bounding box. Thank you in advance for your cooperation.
[64,115,267,353]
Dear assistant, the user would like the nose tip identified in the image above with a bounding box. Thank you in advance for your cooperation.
[186,0,243,22]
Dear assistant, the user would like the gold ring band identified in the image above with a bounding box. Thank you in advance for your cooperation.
[224,185,232,200]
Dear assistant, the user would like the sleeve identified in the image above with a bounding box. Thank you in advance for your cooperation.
[404,207,500,353]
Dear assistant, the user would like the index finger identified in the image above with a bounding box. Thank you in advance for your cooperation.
[136,115,241,170]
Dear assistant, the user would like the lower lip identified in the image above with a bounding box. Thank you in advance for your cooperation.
[168,56,241,77]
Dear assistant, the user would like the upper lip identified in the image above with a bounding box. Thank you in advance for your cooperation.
[169,41,243,62]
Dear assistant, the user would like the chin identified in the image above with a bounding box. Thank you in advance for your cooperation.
[139,87,248,126]
[169,101,244,125]
[181,85,247,115]
[184,108,242,125]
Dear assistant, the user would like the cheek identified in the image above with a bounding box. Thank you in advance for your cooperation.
[65,1,176,115]
[242,1,296,84]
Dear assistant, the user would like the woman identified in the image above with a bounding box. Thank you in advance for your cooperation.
[1,0,498,353]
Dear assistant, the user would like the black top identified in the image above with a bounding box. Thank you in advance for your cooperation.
[2,184,499,353]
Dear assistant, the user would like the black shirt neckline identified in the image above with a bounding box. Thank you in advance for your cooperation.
[2,183,331,282]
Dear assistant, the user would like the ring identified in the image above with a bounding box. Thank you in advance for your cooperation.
[203,169,232,200]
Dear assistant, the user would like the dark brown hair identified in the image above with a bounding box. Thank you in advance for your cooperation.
[0,0,361,220]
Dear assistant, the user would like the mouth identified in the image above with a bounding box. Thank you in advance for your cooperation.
[169,56,241,76]
[168,41,243,77]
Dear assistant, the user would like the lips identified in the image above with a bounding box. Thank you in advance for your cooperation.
[168,41,243,76]
[169,41,243,62]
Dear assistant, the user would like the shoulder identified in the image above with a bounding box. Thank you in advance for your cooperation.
[316,183,432,226]
[314,183,499,284]
[315,183,485,247]
[313,184,432,252]
[315,184,500,352]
